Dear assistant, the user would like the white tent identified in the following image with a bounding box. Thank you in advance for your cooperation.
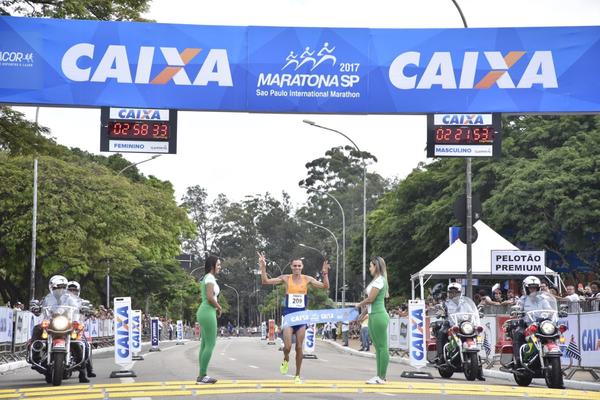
[410,220,561,299]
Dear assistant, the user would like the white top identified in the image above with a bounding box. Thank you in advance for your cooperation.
[365,276,385,314]
[341,321,349,332]
[204,273,220,297]
[565,293,580,302]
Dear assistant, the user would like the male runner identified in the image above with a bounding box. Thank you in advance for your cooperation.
[258,251,329,383]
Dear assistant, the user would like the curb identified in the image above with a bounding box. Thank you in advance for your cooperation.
[321,339,600,391]
[0,340,188,374]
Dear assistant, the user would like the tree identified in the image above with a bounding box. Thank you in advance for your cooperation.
[1,0,151,21]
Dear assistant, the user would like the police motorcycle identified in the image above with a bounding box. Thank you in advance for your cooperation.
[27,277,90,386]
[501,289,567,389]
[430,296,484,380]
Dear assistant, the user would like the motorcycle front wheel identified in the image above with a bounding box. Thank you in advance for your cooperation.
[514,372,533,387]
[51,352,65,386]
[544,357,564,389]
[463,352,479,381]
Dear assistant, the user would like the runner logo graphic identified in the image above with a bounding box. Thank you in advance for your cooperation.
[282,43,337,71]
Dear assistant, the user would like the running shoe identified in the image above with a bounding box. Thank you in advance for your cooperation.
[294,375,303,384]
[365,376,386,384]
[279,360,289,375]
[196,375,218,384]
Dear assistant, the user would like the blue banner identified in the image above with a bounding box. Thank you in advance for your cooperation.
[282,307,358,328]
[1,16,600,113]
[150,317,159,347]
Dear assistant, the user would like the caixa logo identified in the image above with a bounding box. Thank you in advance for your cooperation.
[131,313,141,350]
[389,51,558,89]
[117,109,162,120]
[61,44,233,86]
[410,308,424,361]
[115,306,130,358]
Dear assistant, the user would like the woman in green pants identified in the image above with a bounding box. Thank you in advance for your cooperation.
[196,255,222,384]
[356,256,389,384]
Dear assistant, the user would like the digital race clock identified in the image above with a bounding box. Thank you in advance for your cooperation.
[100,107,177,154]
[426,113,501,158]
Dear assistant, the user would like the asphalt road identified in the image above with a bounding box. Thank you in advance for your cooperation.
[0,337,598,400]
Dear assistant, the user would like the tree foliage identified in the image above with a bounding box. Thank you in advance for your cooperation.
[1,0,151,21]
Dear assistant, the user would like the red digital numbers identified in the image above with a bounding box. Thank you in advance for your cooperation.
[435,126,494,144]
[109,122,169,140]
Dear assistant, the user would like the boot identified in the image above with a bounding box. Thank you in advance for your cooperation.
[86,360,96,377]
[79,369,90,383]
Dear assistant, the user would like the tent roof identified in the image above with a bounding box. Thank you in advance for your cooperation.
[411,220,558,279]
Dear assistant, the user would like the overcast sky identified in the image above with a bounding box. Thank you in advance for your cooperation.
[13,0,600,206]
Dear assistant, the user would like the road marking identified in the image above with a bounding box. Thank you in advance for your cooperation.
[228,357,236,361]
[319,358,329,362]
[248,365,259,369]
[3,380,597,399]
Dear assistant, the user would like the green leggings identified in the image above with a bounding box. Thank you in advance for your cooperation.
[196,305,217,376]
[368,312,390,379]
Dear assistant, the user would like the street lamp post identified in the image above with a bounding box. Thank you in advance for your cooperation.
[117,154,162,176]
[300,186,345,307]
[224,284,240,330]
[298,243,325,256]
[302,120,367,290]
[300,220,343,307]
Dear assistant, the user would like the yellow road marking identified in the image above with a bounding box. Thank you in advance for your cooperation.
[3,380,598,400]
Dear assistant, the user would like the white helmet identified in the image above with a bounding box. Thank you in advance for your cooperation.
[67,281,80,296]
[447,282,462,292]
[523,276,541,295]
[48,275,68,291]
[48,275,68,296]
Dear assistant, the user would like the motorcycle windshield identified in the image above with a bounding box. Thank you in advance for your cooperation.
[448,297,481,327]
[523,293,558,323]
[42,304,79,322]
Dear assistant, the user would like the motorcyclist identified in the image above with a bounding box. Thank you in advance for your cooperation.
[67,281,96,378]
[434,282,485,381]
[29,275,89,383]
[510,276,552,368]
[435,282,462,365]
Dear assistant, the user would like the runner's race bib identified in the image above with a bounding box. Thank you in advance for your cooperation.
[288,294,305,309]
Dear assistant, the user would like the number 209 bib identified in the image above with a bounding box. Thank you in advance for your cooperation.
[288,294,305,309]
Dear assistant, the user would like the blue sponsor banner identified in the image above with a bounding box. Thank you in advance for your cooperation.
[1,16,600,113]
[150,317,159,347]
[281,307,358,328]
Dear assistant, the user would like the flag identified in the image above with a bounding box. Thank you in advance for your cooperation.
[483,333,492,357]
[565,335,581,361]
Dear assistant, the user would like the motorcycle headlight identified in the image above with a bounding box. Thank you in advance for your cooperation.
[460,321,474,335]
[51,315,70,331]
[540,320,556,335]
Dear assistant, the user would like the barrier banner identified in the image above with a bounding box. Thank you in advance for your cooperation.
[150,317,159,348]
[399,317,409,350]
[480,316,497,358]
[1,16,600,114]
[579,311,600,367]
[281,307,358,328]
[260,321,267,340]
[388,316,401,349]
[131,310,142,355]
[408,299,426,368]
[91,319,99,338]
[268,319,275,342]
[113,297,132,367]
[0,308,11,343]
[13,311,26,344]
[558,313,579,365]
[303,324,316,354]
[176,320,183,342]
